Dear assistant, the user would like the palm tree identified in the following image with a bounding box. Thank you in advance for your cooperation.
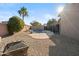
[18,7,28,20]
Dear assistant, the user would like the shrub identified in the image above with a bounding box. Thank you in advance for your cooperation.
[7,16,25,34]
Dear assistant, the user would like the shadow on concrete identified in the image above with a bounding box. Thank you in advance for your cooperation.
[48,34,79,56]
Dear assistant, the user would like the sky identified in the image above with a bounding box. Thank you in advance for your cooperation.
[0,3,65,25]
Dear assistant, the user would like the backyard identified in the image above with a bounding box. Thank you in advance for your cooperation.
[0,31,55,56]
[0,3,79,56]
[0,31,79,56]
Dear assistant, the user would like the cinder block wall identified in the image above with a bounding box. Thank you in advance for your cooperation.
[0,23,8,36]
[60,4,79,40]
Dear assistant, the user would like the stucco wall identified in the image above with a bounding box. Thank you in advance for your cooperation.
[0,23,8,36]
[60,4,79,40]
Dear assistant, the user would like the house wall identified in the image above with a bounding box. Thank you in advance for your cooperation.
[60,4,79,40]
[0,23,8,36]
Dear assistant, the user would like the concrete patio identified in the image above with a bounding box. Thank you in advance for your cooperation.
[28,33,50,39]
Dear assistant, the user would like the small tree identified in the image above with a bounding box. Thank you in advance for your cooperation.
[7,16,25,34]
[30,21,42,30]
[47,18,57,31]
[47,19,57,26]
[30,21,41,26]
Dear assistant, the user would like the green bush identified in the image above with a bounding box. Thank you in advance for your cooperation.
[7,16,25,34]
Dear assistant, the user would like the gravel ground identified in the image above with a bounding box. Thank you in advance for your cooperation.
[0,32,79,56]
[0,32,55,56]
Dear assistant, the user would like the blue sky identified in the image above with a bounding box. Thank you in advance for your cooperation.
[0,3,65,25]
